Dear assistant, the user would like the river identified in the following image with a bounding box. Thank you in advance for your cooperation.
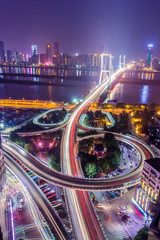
[0,81,160,105]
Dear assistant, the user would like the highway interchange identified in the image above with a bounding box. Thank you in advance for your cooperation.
[2,67,156,240]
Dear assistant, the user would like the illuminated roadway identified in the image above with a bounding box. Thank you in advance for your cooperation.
[60,68,155,240]
[2,68,156,240]
[2,132,155,191]
[4,153,69,240]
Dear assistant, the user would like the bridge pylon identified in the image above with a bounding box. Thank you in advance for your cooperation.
[119,55,125,69]
[99,53,113,84]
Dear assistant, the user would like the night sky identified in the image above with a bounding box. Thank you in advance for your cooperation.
[1,0,160,60]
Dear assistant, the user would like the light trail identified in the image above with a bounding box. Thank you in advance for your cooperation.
[5,155,69,240]
[3,66,156,240]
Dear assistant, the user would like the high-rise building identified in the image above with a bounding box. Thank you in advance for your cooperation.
[0,41,5,63]
[15,52,24,63]
[54,41,59,55]
[7,50,12,63]
[38,54,47,64]
[46,43,52,62]
[134,158,160,217]
[146,44,153,68]
[31,45,38,56]
[152,57,160,70]
[31,45,38,64]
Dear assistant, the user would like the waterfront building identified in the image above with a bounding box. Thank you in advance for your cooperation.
[7,50,12,63]
[54,41,59,55]
[146,44,153,69]
[152,57,160,71]
[60,53,68,65]
[15,52,23,63]
[31,45,38,64]
[135,158,160,217]
[25,54,29,62]
[75,54,86,67]
[85,54,101,68]
[0,41,5,63]
[38,54,47,64]
[46,43,52,62]
[31,45,38,56]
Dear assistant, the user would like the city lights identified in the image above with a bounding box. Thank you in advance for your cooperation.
[0,1,160,239]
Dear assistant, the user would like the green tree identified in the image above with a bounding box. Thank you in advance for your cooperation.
[103,133,116,148]
[49,154,60,172]
[112,153,120,167]
[84,162,97,177]
[102,160,110,173]
[78,138,94,152]
[8,131,19,142]
[134,226,148,240]
[24,143,34,154]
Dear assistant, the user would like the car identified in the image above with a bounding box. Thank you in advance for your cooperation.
[121,215,132,223]
[112,172,117,176]
[96,203,106,209]
[20,199,24,205]
[118,206,126,210]
[118,210,126,215]
[114,191,121,197]
[19,205,23,212]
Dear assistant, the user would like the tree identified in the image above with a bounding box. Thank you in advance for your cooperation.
[8,131,19,142]
[86,111,94,121]
[134,226,148,240]
[24,143,34,154]
[84,162,97,177]
[102,160,110,173]
[112,153,120,167]
[49,154,60,171]
[95,110,102,119]
[78,138,94,152]
[103,133,117,148]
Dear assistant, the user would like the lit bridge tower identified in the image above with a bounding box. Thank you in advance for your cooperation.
[99,53,113,84]
[119,55,126,69]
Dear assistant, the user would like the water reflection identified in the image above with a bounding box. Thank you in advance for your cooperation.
[140,85,149,104]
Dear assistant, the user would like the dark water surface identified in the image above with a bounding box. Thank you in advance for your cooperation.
[110,83,160,105]
[0,82,160,105]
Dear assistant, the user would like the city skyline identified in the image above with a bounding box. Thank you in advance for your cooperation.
[1,0,160,60]
[1,1,160,240]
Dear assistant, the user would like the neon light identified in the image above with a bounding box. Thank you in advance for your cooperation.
[132,198,147,217]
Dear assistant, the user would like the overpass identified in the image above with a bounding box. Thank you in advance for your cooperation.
[5,153,69,240]
[3,66,156,240]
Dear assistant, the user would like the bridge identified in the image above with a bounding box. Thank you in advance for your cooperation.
[119,69,160,85]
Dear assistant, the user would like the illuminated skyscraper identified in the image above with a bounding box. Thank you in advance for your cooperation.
[31,45,38,56]
[54,41,59,55]
[0,41,5,63]
[146,44,153,68]
[46,43,52,61]
[7,50,12,63]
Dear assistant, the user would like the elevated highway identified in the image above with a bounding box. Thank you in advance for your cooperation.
[2,119,155,191]
[5,153,69,240]
[3,67,156,240]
